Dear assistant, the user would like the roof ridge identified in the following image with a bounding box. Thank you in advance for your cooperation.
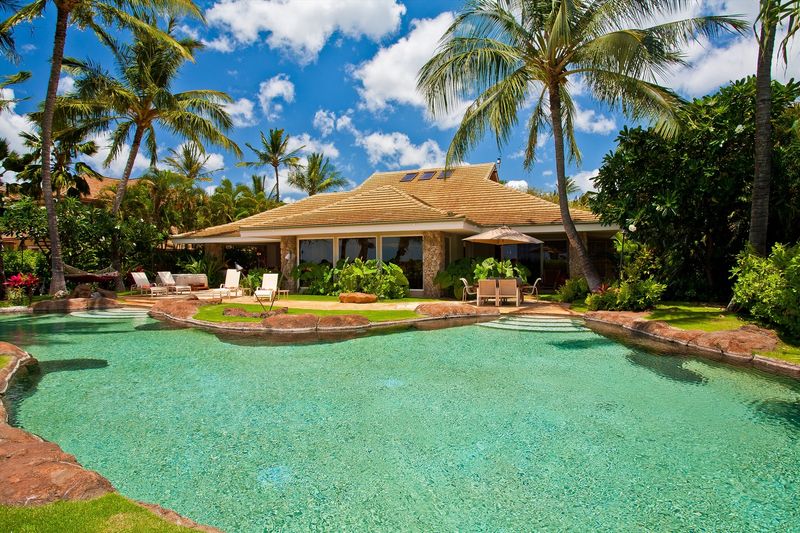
[369,184,457,216]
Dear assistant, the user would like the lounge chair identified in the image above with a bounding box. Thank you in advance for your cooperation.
[157,271,191,294]
[212,269,242,298]
[476,279,498,307]
[254,273,279,305]
[131,272,168,297]
[522,278,541,300]
[460,277,477,302]
[498,278,521,306]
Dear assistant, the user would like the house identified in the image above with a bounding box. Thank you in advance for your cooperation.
[172,163,616,296]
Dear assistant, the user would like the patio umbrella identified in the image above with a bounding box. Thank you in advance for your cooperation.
[464,226,543,246]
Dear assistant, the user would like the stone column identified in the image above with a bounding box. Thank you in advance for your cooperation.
[205,243,224,261]
[422,231,446,297]
[568,233,588,279]
[280,236,297,291]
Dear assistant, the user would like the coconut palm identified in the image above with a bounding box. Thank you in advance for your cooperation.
[237,129,303,203]
[288,152,347,196]
[163,141,221,182]
[418,0,744,290]
[2,0,201,293]
[60,18,240,216]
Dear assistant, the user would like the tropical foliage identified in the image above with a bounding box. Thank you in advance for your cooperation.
[238,129,302,202]
[287,152,346,196]
[591,78,800,300]
[731,243,800,338]
[290,259,410,300]
[585,279,666,311]
[418,0,743,290]
[434,257,530,299]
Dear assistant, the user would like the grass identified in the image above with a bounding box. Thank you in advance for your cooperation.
[0,493,195,532]
[646,302,748,332]
[0,354,10,369]
[194,303,421,323]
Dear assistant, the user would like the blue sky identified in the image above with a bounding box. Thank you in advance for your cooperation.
[0,0,793,201]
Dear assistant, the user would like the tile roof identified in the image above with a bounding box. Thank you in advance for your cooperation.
[175,163,599,239]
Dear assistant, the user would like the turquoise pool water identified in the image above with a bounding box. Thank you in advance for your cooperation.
[3,313,799,531]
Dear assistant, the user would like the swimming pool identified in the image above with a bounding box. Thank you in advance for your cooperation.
[3,313,799,531]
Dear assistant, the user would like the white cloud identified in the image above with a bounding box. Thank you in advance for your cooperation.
[288,132,339,159]
[313,109,336,137]
[258,74,294,120]
[224,97,257,127]
[572,169,599,193]
[357,131,444,169]
[21,43,36,53]
[353,12,469,130]
[204,184,217,195]
[542,170,553,176]
[177,24,200,40]
[0,89,35,153]
[82,132,151,178]
[57,76,75,95]
[505,180,529,192]
[205,0,406,63]
[335,114,358,135]
[202,35,236,52]
[204,152,225,172]
[573,104,616,135]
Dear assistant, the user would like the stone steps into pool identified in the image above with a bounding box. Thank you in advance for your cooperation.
[479,315,589,333]
[69,308,152,319]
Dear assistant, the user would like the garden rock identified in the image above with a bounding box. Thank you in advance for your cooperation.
[338,292,378,304]
[31,297,120,313]
[318,314,371,328]
[69,284,94,299]
[416,303,499,317]
[262,313,319,330]
[149,297,204,319]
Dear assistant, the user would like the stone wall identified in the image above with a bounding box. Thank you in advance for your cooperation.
[280,236,297,290]
[422,231,446,297]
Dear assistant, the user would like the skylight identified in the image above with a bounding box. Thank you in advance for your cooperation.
[418,171,436,181]
[437,170,455,179]
[400,172,417,182]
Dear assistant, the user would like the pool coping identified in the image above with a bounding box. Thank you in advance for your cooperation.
[0,343,222,532]
[583,316,800,379]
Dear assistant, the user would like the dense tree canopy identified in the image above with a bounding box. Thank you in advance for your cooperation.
[591,78,800,300]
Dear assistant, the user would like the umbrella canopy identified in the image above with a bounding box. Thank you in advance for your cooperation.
[464,226,543,246]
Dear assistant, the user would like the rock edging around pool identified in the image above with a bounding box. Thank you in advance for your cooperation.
[147,297,500,334]
[584,311,800,379]
[0,341,222,532]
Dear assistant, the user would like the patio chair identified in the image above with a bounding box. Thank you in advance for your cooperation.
[521,278,541,300]
[460,277,477,302]
[498,278,521,307]
[212,269,242,298]
[254,273,279,307]
[476,279,498,307]
[157,271,191,294]
[131,271,168,297]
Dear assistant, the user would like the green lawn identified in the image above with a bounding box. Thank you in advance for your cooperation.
[0,493,194,532]
[646,302,747,332]
[0,354,10,369]
[194,303,421,323]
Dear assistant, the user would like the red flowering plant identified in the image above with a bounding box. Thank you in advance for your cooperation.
[5,273,40,305]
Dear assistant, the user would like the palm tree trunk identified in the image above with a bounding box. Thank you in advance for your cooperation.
[273,164,280,203]
[40,5,71,295]
[748,9,777,256]
[111,125,144,215]
[548,84,602,291]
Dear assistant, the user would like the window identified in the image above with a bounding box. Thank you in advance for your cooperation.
[542,240,569,288]
[299,239,333,265]
[437,170,454,179]
[418,171,436,181]
[382,236,423,290]
[400,172,417,182]
[339,237,376,261]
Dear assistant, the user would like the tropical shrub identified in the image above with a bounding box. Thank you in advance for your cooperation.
[291,262,337,295]
[3,249,49,284]
[586,279,666,311]
[5,273,40,304]
[473,257,529,282]
[338,259,409,299]
[433,257,480,299]
[182,253,226,287]
[731,244,800,337]
[556,277,590,302]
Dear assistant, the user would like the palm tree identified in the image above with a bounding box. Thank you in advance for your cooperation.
[237,129,302,203]
[163,141,221,182]
[288,152,347,196]
[418,0,743,291]
[2,0,201,294]
[62,18,240,216]
[748,0,798,255]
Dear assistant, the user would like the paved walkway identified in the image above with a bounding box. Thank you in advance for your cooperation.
[120,293,577,315]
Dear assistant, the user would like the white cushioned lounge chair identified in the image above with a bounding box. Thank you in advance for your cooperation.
[131,271,168,297]
[157,271,191,294]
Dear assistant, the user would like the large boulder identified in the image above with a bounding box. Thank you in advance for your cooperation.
[338,292,378,304]
[262,313,319,331]
[0,424,114,505]
[416,303,499,317]
[31,297,120,314]
[694,325,778,356]
[318,314,371,328]
[148,297,203,320]
[68,284,93,299]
